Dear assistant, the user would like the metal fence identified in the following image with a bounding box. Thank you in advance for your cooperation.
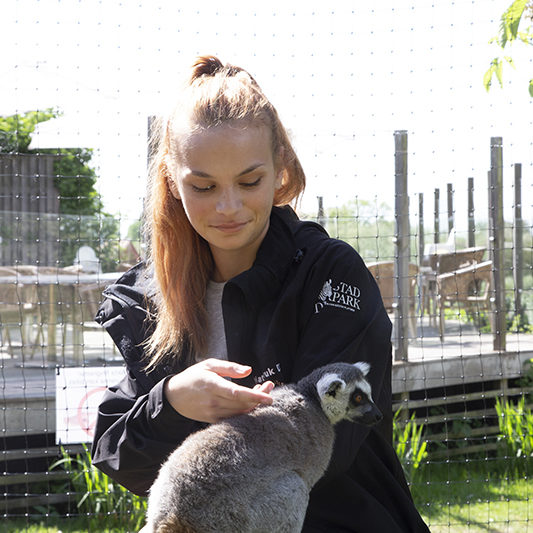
[2,1,533,532]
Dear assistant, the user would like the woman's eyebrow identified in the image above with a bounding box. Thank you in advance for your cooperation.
[189,163,265,178]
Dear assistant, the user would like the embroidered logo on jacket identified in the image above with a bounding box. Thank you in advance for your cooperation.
[315,279,361,314]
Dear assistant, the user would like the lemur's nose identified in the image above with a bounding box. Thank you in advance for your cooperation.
[370,405,383,424]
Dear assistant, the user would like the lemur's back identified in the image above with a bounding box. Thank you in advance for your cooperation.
[147,385,334,533]
[145,361,382,533]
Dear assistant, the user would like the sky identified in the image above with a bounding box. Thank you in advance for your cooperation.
[2,0,532,237]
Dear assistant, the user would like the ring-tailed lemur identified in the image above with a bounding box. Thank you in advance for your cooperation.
[144,361,382,533]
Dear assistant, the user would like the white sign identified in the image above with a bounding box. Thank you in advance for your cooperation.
[55,366,126,444]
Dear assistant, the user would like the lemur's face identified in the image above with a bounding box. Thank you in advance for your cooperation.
[316,362,383,426]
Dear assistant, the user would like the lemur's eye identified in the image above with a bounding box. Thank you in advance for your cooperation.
[354,394,363,404]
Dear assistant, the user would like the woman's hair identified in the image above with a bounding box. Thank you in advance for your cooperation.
[144,55,306,369]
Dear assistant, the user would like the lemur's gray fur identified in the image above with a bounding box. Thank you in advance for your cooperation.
[144,362,382,533]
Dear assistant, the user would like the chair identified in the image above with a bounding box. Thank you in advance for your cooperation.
[424,246,486,274]
[0,282,43,357]
[435,260,493,339]
[367,261,419,337]
[420,247,486,321]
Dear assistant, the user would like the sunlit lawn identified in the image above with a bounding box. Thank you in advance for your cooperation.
[5,461,532,532]
[413,460,532,533]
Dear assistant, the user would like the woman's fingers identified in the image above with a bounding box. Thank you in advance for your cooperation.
[164,360,274,423]
[259,381,275,394]
[202,358,252,379]
[214,376,273,406]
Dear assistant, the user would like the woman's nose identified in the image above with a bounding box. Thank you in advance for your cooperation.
[216,188,242,214]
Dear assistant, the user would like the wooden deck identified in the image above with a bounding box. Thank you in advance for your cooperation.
[392,316,533,393]
[1,317,532,438]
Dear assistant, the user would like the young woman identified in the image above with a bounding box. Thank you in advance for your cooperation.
[92,55,429,532]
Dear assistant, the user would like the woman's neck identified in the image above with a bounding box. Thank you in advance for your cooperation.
[210,248,256,282]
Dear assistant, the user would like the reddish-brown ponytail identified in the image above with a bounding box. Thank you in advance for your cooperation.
[190,56,226,82]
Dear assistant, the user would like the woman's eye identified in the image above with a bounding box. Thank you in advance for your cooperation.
[192,184,215,193]
[241,177,262,188]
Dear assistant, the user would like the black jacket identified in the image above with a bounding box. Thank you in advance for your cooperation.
[92,206,429,532]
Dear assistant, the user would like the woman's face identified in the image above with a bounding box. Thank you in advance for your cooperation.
[168,122,282,281]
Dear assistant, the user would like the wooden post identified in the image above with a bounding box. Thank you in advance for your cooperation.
[434,188,440,243]
[468,177,475,248]
[418,193,424,263]
[513,163,524,324]
[394,131,410,362]
[317,196,326,228]
[447,183,454,233]
[488,137,506,352]
[47,284,57,361]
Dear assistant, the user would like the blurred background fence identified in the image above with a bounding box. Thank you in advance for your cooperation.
[2,1,533,532]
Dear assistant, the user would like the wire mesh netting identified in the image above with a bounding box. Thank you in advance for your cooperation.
[2,1,533,532]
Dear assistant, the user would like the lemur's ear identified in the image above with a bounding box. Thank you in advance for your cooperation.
[354,361,370,376]
[317,373,346,399]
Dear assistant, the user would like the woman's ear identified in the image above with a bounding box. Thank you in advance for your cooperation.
[275,169,284,190]
[168,177,180,200]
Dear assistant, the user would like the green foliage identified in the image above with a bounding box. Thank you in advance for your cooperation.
[59,214,121,271]
[495,396,533,462]
[0,109,103,217]
[49,148,103,215]
[49,444,147,531]
[517,358,533,389]
[0,109,122,270]
[393,409,428,483]
[127,218,142,242]
[0,108,57,152]
[321,199,397,262]
[484,0,533,96]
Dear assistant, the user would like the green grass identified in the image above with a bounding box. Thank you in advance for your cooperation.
[4,517,129,532]
[412,460,532,533]
[5,462,531,532]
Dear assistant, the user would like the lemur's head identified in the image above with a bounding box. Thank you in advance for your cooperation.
[312,362,383,426]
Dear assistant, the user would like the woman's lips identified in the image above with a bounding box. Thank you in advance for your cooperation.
[211,221,249,233]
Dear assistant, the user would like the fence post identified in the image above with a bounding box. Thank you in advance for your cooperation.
[488,137,506,352]
[447,183,454,234]
[317,196,326,227]
[418,193,424,263]
[434,188,440,243]
[394,130,410,362]
[468,177,475,248]
[513,163,524,325]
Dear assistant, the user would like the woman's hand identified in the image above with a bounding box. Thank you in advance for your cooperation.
[164,358,274,423]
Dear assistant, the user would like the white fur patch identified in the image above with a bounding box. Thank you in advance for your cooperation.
[357,378,372,399]
[317,373,348,423]
[316,373,346,399]
[354,361,370,376]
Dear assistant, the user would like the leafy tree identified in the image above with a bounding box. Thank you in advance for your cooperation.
[484,0,533,97]
[49,147,104,215]
[0,109,119,270]
[58,214,121,272]
[0,108,57,152]
[0,108,103,214]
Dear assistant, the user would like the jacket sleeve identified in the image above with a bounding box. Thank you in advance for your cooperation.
[292,239,393,480]
[91,297,203,496]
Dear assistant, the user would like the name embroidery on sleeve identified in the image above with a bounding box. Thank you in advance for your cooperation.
[314,279,361,314]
